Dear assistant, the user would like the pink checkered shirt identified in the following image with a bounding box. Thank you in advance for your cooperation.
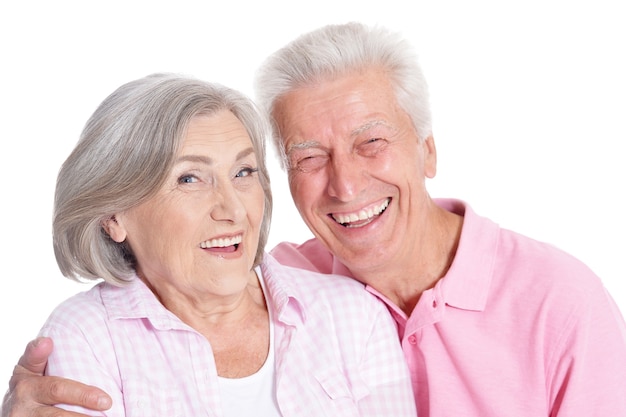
[40,254,416,416]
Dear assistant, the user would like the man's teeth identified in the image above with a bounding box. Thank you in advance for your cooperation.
[332,198,389,226]
[200,235,242,249]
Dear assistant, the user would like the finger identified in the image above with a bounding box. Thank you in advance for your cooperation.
[16,337,54,375]
[47,377,112,411]
[9,375,112,412]
[9,405,104,417]
[6,337,112,413]
[37,407,104,417]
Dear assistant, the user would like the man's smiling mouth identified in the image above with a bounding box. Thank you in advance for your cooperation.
[331,198,390,228]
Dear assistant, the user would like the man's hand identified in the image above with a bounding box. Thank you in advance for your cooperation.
[1,337,112,417]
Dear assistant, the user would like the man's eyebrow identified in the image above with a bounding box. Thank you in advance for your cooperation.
[285,121,393,155]
[351,120,391,136]
[286,140,322,154]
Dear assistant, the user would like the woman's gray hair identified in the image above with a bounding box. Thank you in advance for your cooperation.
[54,73,273,285]
[254,21,432,169]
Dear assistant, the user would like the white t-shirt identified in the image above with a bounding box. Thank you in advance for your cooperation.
[217,267,282,417]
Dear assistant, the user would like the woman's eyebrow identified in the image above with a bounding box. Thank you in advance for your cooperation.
[175,147,255,165]
[236,147,255,161]
[175,155,213,165]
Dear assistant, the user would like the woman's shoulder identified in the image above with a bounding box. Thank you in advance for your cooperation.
[40,282,110,330]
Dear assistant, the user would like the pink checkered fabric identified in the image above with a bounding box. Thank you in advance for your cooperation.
[41,254,416,416]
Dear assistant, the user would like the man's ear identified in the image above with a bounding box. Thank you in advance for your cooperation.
[101,215,127,243]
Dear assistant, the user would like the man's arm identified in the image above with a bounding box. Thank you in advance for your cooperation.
[548,288,626,415]
[1,337,111,417]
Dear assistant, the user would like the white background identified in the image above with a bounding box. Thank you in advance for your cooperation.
[1,0,624,387]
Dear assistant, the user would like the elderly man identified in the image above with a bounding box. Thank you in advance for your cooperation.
[4,22,626,417]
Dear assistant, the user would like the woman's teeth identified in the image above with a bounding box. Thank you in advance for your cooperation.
[200,235,242,249]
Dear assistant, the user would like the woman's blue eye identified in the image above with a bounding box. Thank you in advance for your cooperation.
[236,167,258,178]
[178,175,197,184]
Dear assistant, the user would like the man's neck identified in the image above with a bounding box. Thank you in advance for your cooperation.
[350,205,463,316]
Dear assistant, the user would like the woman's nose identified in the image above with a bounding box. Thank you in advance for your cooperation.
[210,182,246,222]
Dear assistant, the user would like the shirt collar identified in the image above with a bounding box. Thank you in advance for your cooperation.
[260,253,307,325]
[101,255,308,330]
[363,199,499,316]
[100,277,186,330]
[431,198,500,312]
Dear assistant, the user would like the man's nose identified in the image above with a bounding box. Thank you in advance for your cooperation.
[327,154,366,202]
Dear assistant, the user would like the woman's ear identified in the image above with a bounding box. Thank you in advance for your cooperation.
[423,135,437,179]
[101,215,127,243]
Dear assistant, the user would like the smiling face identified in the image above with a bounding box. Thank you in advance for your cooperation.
[105,110,265,305]
[273,68,437,281]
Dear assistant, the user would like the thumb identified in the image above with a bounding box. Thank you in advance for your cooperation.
[16,337,54,375]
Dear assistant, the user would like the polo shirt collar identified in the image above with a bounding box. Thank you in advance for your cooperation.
[435,198,499,312]
[364,199,499,319]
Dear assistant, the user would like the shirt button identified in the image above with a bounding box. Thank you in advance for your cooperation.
[408,334,417,345]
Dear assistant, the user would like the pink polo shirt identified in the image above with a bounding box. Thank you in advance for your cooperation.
[40,254,416,416]
[271,198,626,416]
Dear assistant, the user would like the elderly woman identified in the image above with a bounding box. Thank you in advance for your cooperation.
[32,73,415,416]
